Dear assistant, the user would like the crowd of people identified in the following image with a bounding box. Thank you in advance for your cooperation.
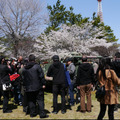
[0,53,120,119]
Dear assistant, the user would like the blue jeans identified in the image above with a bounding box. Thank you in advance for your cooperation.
[68,83,74,105]
[14,85,22,104]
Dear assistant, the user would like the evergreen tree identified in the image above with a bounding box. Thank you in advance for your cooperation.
[46,1,118,43]
[45,0,89,34]
[92,12,118,42]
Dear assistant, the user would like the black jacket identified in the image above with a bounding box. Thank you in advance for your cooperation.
[47,61,66,85]
[111,60,120,78]
[22,62,46,92]
[76,63,94,85]
[0,64,12,88]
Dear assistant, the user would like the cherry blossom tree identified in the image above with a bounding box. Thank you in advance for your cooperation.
[34,22,113,60]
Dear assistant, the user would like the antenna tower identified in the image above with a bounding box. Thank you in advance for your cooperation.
[97,0,103,22]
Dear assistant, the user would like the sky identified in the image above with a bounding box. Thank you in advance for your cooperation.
[45,0,120,43]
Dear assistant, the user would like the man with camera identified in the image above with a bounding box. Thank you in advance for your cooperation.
[0,56,12,113]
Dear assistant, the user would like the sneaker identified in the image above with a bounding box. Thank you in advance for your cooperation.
[18,102,22,106]
[80,110,86,113]
[30,113,37,118]
[3,110,12,113]
[40,114,49,118]
[52,111,58,114]
[61,110,66,114]
[69,103,74,106]
[86,110,91,112]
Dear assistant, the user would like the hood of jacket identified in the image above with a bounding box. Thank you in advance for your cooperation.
[25,62,36,69]
[80,63,92,72]
[112,61,120,70]
[53,61,61,69]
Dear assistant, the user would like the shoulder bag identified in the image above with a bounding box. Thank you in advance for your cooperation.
[95,84,106,99]
[2,82,12,91]
[1,76,12,91]
[95,70,110,99]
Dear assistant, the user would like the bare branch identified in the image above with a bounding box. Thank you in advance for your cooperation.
[0,0,47,57]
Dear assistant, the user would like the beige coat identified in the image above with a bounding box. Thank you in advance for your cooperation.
[98,69,120,104]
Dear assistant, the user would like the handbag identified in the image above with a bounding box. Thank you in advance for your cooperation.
[2,82,12,91]
[95,85,105,99]
[95,70,110,99]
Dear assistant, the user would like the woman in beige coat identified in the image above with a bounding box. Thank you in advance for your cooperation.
[97,57,120,120]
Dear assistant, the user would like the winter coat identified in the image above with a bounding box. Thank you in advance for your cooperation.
[47,61,66,85]
[76,62,95,86]
[22,62,46,92]
[111,60,120,78]
[98,69,120,104]
[67,63,76,81]
[0,64,12,89]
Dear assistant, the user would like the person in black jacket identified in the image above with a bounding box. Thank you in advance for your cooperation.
[76,55,95,113]
[47,55,66,114]
[0,56,12,113]
[111,52,120,111]
[22,54,48,118]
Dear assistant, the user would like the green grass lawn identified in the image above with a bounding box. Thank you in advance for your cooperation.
[0,91,120,119]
